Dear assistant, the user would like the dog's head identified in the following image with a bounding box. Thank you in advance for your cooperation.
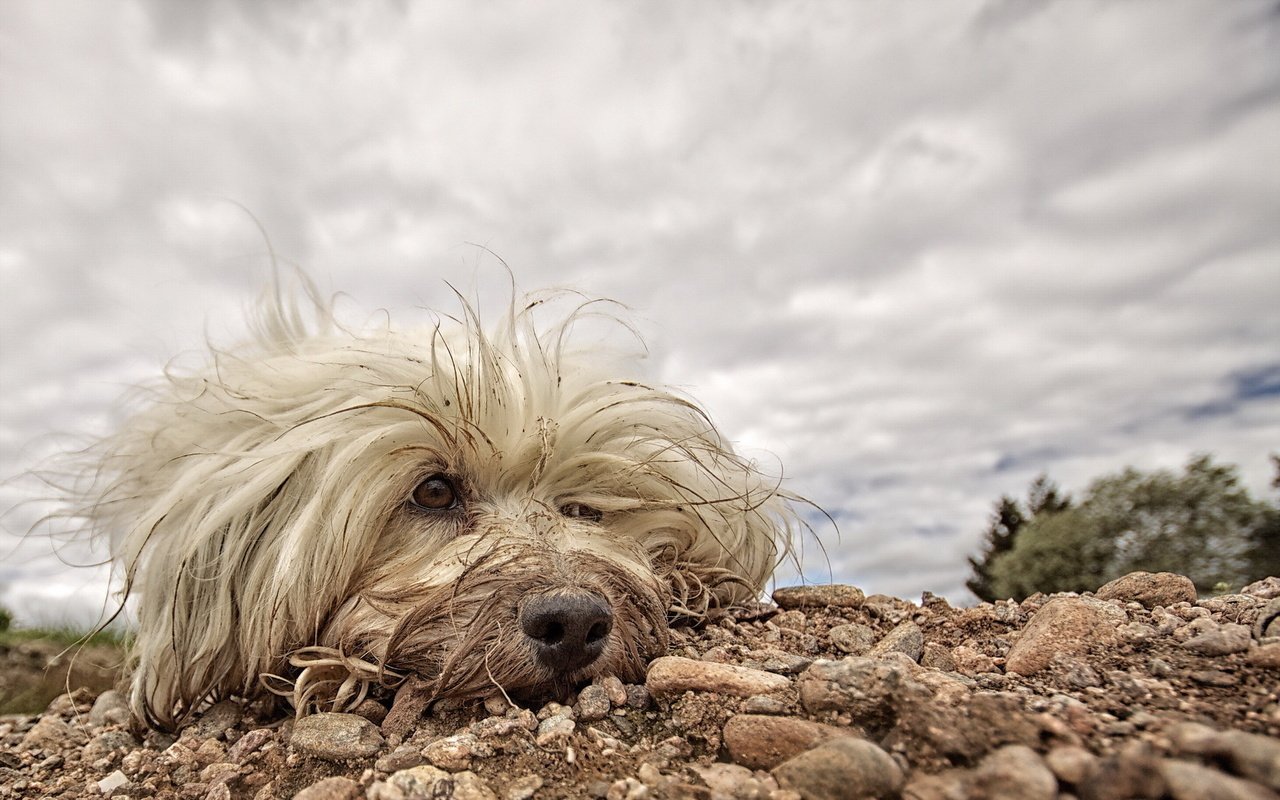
[84,285,798,729]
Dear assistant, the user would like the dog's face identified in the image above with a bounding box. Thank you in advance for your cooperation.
[85,289,795,730]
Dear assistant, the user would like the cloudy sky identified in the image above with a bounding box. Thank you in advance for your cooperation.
[2,1,1278,627]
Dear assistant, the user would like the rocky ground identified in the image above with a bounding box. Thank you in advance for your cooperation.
[1,571,1278,800]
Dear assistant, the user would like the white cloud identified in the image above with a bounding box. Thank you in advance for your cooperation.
[1,0,1277,624]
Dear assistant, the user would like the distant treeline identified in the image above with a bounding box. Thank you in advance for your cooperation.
[967,454,1280,601]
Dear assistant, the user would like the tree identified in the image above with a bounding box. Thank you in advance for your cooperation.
[979,455,1278,601]
[965,474,1068,601]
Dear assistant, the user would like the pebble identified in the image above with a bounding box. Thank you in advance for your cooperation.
[535,715,576,748]
[950,645,998,676]
[96,769,129,794]
[376,745,429,773]
[293,775,362,800]
[84,730,138,761]
[1159,758,1277,800]
[19,716,77,751]
[1005,597,1120,676]
[723,713,849,770]
[920,642,956,671]
[797,657,922,720]
[1242,577,1280,599]
[968,745,1057,800]
[575,684,612,722]
[188,700,242,738]
[773,584,866,609]
[227,728,273,763]
[1256,598,1280,639]
[869,621,924,662]
[1045,745,1099,785]
[504,774,544,800]
[1182,623,1252,655]
[1096,571,1198,608]
[375,765,453,800]
[1247,642,1280,669]
[1169,722,1280,790]
[453,771,499,800]
[425,733,482,770]
[291,713,385,761]
[773,736,903,799]
[88,690,131,727]
[598,675,628,707]
[646,656,792,698]
[830,623,875,655]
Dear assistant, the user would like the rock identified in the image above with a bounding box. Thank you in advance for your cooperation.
[693,763,765,797]
[351,699,389,725]
[646,656,792,698]
[951,645,998,676]
[426,733,483,769]
[598,675,628,707]
[19,716,77,752]
[1159,759,1277,800]
[453,771,499,800]
[1005,597,1120,676]
[97,770,130,794]
[1096,571,1197,608]
[1247,642,1280,669]
[291,713,384,761]
[575,684,611,722]
[228,728,273,763]
[376,745,429,773]
[1242,577,1280,599]
[84,729,139,761]
[968,745,1057,800]
[1182,623,1252,655]
[797,657,923,726]
[88,689,131,727]
[189,699,242,738]
[1170,722,1280,790]
[1256,598,1280,640]
[920,642,957,671]
[1045,745,1100,785]
[774,584,866,609]
[293,776,362,800]
[723,714,849,769]
[1077,742,1167,800]
[378,765,453,800]
[535,715,575,747]
[869,621,924,662]
[773,736,903,799]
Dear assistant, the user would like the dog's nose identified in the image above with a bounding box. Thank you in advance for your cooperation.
[520,592,613,673]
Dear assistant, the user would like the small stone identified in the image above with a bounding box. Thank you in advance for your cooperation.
[829,623,875,656]
[98,770,130,794]
[575,685,611,722]
[774,609,808,630]
[504,774,544,800]
[1096,571,1197,608]
[425,733,481,770]
[376,745,428,773]
[968,745,1057,800]
[84,730,139,762]
[88,690,131,728]
[1159,758,1277,800]
[1182,623,1252,655]
[291,713,385,761]
[1045,745,1100,786]
[189,700,242,738]
[292,776,361,800]
[1242,577,1280,599]
[20,716,77,752]
[773,584,866,609]
[1255,598,1280,639]
[951,645,998,676]
[351,699,389,725]
[1190,669,1238,687]
[1006,597,1120,676]
[1246,642,1280,669]
[773,736,903,800]
[693,763,762,797]
[597,675,628,707]
[798,657,925,724]
[385,765,453,799]
[646,656,792,698]
[723,714,850,770]
[1170,722,1280,790]
[453,771,498,800]
[535,715,575,748]
[1077,742,1167,800]
[483,695,511,716]
[228,728,273,763]
[869,621,924,662]
[743,695,789,714]
[920,642,957,671]
[624,684,651,709]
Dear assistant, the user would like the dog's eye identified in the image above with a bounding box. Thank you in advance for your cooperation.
[411,476,459,511]
[560,502,603,522]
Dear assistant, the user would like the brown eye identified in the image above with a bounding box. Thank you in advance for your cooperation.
[560,502,603,522]
[412,475,459,511]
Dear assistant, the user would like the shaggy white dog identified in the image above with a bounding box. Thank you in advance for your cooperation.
[75,280,798,730]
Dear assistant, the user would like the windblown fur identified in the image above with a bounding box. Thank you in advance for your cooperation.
[77,282,799,730]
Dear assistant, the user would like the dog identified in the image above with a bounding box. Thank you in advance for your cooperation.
[72,278,799,730]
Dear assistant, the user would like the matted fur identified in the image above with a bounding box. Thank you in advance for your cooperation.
[75,281,799,730]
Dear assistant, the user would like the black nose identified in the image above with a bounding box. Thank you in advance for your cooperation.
[520,592,613,673]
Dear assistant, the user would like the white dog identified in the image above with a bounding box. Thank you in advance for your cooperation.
[74,279,798,730]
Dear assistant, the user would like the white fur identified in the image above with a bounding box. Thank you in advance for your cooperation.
[76,283,798,729]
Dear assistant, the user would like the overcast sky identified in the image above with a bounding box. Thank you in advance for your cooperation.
[2,0,1278,627]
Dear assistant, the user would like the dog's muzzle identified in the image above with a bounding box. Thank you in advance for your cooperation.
[519,591,613,673]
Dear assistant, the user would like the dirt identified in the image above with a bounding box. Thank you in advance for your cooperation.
[1,574,1277,799]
